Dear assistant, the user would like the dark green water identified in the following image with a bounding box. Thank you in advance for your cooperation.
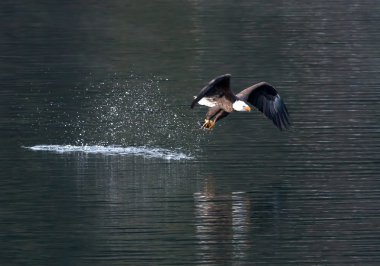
[1,1,380,265]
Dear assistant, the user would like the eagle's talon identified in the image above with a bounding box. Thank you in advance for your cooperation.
[202,119,216,130]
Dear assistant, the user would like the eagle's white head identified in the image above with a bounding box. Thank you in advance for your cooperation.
[232,100,251,112]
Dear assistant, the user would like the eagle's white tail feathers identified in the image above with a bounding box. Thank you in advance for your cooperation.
[194,96,216,108]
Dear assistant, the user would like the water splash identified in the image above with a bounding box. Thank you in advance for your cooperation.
[24,145,193,161]
[69,74,204,150]
[26,73,206,157]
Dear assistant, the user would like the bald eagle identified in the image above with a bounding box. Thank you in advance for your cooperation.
[191,74,291,130]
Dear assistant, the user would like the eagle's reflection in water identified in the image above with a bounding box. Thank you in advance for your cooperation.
[194,178,251,264]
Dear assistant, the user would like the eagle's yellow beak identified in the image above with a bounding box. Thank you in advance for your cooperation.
[245,106,251,112]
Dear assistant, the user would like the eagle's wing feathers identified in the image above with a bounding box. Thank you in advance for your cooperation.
[191,74,233,109]
[237,82,291,130]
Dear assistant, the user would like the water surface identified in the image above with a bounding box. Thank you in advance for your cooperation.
[1,1,380,265]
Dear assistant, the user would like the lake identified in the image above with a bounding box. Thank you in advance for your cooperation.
[1,1,380,265]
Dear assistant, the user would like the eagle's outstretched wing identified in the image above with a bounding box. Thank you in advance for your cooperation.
[237,82,291,130]
[191,74,235,109]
